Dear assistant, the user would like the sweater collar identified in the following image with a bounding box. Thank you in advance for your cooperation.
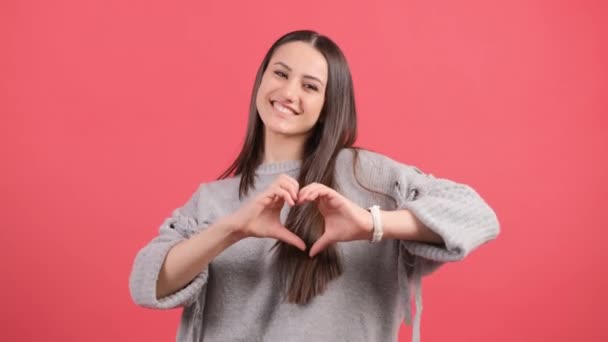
[255,160,302,175]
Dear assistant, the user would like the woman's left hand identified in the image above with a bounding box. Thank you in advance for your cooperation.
[297,183,373,257]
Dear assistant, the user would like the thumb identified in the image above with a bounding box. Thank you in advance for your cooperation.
[309,234,333,258]
[269,225,307,252]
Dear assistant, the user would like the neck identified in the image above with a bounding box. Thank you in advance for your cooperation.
[263,129,306,164]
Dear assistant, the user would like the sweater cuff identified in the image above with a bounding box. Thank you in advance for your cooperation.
[129,234,209,309]
[394,179,500,264]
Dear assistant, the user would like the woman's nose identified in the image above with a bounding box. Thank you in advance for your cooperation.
[279,79,300,103]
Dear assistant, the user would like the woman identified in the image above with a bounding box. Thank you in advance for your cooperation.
[129,30,500,342]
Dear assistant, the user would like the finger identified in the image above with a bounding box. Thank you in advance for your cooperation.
[276,174,300,200]
[301,186,334,203]
[298,183,323,203]
[270,226,306,251]
[278,182,298,203]
[271,187,295,206]
[258,192,276,207]
[309,233,333,258]
[281,174,300,193]
[298,182,318,194]
[261,187,290,207]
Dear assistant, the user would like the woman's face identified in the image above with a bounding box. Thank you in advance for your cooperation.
[255,41,328,140]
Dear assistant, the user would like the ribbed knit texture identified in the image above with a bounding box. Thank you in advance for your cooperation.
[129,148,500,342]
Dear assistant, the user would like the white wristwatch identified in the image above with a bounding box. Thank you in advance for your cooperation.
[367,205,383,243]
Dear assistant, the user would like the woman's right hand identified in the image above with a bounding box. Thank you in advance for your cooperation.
[221,174,306,251]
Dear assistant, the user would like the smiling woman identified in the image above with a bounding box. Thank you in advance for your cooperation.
[256,42,327,144]
[128,30,500,342]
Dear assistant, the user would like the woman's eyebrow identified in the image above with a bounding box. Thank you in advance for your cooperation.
[273,61,325,86]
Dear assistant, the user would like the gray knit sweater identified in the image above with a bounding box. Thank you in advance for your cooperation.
[129,148,500,342]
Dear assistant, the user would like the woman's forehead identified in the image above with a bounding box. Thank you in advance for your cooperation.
[270,42,328,83]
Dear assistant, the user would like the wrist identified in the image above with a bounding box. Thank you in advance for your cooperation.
[215,216,248,243]
[381,209,414,240]
[381,209,442,244]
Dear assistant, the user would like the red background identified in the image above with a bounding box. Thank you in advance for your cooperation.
[2,0,607,341]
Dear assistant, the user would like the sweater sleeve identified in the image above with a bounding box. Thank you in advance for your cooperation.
[128,185,209,309]
[393,164,500,276]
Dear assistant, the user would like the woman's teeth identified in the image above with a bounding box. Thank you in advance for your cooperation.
[273,101,295,115]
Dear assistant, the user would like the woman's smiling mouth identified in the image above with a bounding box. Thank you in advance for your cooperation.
[271,101,298,115]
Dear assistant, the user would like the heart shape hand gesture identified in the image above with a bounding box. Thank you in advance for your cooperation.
[297,182,373,257]
[225,174,372,257]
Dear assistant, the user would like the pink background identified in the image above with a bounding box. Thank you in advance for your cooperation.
[2,0,607,341]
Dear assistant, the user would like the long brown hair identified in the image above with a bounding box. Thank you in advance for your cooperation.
[219,30,358,304]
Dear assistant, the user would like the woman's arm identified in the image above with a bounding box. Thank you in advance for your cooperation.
[156,220,242,299]
[136,174,305,303]
[381,209,444,245]
[305,149,499,261]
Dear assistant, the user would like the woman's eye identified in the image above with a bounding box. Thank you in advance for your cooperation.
[274,70,287,78]
[304,84,318,91]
